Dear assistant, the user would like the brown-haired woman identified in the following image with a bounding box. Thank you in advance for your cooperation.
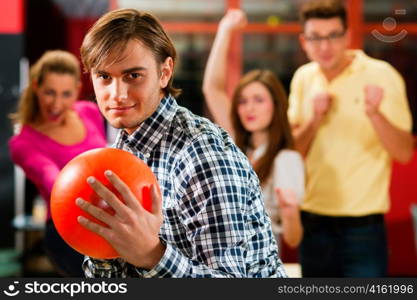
[9,50,107,276]
[203,9,305,249]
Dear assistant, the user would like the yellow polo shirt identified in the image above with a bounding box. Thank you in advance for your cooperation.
[288,50,412,216]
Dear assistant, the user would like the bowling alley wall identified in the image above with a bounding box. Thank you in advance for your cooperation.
[0,0,24,249]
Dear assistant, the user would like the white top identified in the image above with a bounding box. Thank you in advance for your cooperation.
[252,145,305,235]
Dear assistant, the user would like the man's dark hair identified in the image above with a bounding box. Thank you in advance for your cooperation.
[299,0,347,30]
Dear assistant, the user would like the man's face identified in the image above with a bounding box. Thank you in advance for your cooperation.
[300,17,349,71]
[91,39,173,135]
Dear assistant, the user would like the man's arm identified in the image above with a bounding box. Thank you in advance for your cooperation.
[365,85,413,163]
[292,117,321,157]
[77,172,166,276]
[292,92,332,157]
[136,136,285,278]
[83,257,127,278]
[79,135,286,278]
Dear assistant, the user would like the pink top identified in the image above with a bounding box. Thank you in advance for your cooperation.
[9,101,107,220]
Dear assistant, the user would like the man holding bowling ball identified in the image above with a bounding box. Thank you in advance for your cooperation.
[77,8,286,277]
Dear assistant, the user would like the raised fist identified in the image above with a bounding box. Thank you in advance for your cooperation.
[219,8,248,33]
[364,85,384,116]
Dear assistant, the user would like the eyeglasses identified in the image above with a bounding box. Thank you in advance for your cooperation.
[304,31,346,45]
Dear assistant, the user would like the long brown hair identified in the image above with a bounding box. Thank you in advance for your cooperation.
[231,69,294,185]
[10,50,81,125]
[80,8,181,98]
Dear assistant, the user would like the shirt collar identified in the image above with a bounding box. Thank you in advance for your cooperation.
[115,94,177,155]
[345,49,367,73]
[312,49,367,82]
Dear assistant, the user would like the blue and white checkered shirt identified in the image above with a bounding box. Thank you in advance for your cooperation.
[83,95,286,278]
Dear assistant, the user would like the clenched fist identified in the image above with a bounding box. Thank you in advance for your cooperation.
[313,92,332,121]
[364,85,384,116]
[219,8,248,33]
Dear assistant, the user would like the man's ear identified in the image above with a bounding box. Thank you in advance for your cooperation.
[345,29,352,48]
[299,33,307,52]
[160,57,173,89]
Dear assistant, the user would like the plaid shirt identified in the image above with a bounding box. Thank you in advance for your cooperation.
[83,95,286,278]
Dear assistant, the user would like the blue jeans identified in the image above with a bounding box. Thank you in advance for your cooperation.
[300,211,388,277]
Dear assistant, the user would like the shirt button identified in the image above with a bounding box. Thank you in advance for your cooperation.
[144,153,150,159]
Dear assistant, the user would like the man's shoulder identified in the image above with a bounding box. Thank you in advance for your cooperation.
[358,51,399,76]
[294,61,319,76]
[291,61,319,85]
[170,105,248,162]
[173,106,230,145]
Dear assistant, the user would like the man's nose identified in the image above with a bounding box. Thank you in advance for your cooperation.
[110,79,128,102]
[319,39,332,51]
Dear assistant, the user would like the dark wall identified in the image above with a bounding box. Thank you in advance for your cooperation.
[0,34,23,248]
[24,0,66,64]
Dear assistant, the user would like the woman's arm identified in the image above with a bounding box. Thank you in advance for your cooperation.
[276,188,303,248]
[274,151,305,248]
[9,138,60,205]
[202,9,247,137]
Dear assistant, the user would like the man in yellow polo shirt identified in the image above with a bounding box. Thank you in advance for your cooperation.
[289,0,413,277]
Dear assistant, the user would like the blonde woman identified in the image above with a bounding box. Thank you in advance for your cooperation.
[9,50,106,276]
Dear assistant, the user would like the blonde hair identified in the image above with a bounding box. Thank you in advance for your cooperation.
[10,50,81,125]
[80,8,181,98]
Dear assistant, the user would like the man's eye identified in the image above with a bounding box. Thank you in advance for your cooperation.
[130,73,141,79]
[99,74,110,80]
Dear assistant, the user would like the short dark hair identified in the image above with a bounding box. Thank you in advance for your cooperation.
[81,8,181,97]
[299,0,347,30]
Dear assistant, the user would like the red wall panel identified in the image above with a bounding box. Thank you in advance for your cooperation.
[387,151,417,275]
[0,0,24,34]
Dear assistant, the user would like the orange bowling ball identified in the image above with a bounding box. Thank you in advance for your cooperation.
[51,148,159,259]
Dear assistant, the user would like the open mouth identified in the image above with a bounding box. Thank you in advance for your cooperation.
[48,111,62,121]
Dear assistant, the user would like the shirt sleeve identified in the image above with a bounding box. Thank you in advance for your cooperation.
[136,134,286,278]
[288,68,304,126]
[378,64,412,132]
[9,137,60,205]
[83,257,132,278]
[273,151,305,204]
